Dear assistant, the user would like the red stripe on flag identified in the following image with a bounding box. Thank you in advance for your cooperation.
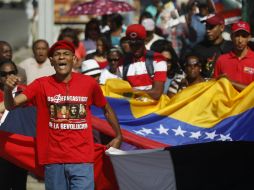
[92,116,168,149]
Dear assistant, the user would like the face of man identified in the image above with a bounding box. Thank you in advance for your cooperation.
[129,39,145,59]
[50,49,75,78]
[206,24,224,42]
[70,105,78,116]
[0,44,12,60]
[231,30,251,52]
[34,41,49,64]
[185,56,201,80]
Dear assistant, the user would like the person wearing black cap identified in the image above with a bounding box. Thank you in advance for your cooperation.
[119,24,167,100]
[1,40,122,190]
[214,21,254,91]
[192,13,233,78]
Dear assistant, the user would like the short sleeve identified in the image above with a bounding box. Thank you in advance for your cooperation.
[92,81,107,108]
[22,79,41,101]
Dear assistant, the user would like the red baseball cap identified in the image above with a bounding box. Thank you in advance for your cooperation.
[205,14,224,26]
[231,21,250,34]
[48,40,75,57]
[126,24,146,40]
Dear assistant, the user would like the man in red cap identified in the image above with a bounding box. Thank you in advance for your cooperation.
[119,24,167,100]
[192,13,233,78]
[214,21,254,91]
[2,40,122,190]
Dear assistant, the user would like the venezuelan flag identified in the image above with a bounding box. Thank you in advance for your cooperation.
[92,78,254,147]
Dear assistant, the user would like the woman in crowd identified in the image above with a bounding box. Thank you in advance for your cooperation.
[167,53,208,98]
[150,39,185,94]
[83,18,101,54]
[86,36,110,69]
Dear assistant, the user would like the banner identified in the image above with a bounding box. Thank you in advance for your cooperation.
[92,78,254,148]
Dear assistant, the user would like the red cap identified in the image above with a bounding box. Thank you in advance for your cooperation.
[205,14,224,25]
[48,40,75,57]
[126,24,146,40]
[231,21,250,34]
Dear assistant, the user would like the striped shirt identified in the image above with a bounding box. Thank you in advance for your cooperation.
[119,52,167,90]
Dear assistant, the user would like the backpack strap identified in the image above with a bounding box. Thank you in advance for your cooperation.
[122,51,155,80]
[145,50,154,78]
[122,53,132,80]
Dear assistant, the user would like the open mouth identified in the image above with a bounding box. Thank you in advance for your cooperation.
[58,63,67,69]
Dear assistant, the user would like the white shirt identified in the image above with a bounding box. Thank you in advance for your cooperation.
[99,69,120,85]
[19,57,55,84]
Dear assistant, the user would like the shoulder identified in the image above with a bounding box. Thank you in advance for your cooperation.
[73,72,98,84]
[248,49,254,57]
[149,51,166,62]
[19,57,36,67]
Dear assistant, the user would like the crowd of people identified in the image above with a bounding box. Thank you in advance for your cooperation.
[0,0,254,189]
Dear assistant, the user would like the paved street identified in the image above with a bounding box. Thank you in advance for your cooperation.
[0,7,28,50]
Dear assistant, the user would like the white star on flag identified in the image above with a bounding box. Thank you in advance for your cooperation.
[140,128,154,135]
[190,131,201,139]
[172,126,186,137]
[133,130,145,136]
[218,134,232,141]
[156,124,169,135]
[205,131,218,140]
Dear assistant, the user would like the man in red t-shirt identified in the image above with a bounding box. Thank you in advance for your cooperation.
[214,21,254,91]
[119,24,167,100]
[3,40,122,190]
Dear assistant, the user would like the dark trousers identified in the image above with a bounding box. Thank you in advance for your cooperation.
[0,158,27,190]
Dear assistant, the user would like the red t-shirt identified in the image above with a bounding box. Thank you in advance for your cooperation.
[22,72,107,165]
[214,49,254,85]
[119,51,167,90]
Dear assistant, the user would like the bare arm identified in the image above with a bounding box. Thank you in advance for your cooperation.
[230,81,247,92]
[102,102,122,149]
[4,75,28,110]
[134,81,164,100]
[214,74,247,92]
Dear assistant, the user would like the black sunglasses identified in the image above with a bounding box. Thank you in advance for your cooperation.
[129,39,144,46]
[108,58,120,62]
[0,70,17,77]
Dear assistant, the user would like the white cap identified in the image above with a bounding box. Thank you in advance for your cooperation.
[81,59,101,76]
[141,18,155,31]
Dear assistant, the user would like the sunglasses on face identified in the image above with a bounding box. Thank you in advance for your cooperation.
[206,24,217,30]
[129,39,144,46]
[108,58,120,62]
[0,70,17,77]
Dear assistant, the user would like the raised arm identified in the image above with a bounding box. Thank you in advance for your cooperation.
[4,75,28,110]
[102,102,122,149]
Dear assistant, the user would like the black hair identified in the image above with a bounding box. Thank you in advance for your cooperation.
[84,18,101,40]
[32,39,49,51]
[150,39,182,77]
[139,11,153,24]
[0,41,11,48]
[58,27,79,47]
[107,47,122,57]
[0,59,18,73]
[96,36,111,52]
[108,13,123,30]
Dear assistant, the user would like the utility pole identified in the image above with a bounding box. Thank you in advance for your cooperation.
[38,0,54,45]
